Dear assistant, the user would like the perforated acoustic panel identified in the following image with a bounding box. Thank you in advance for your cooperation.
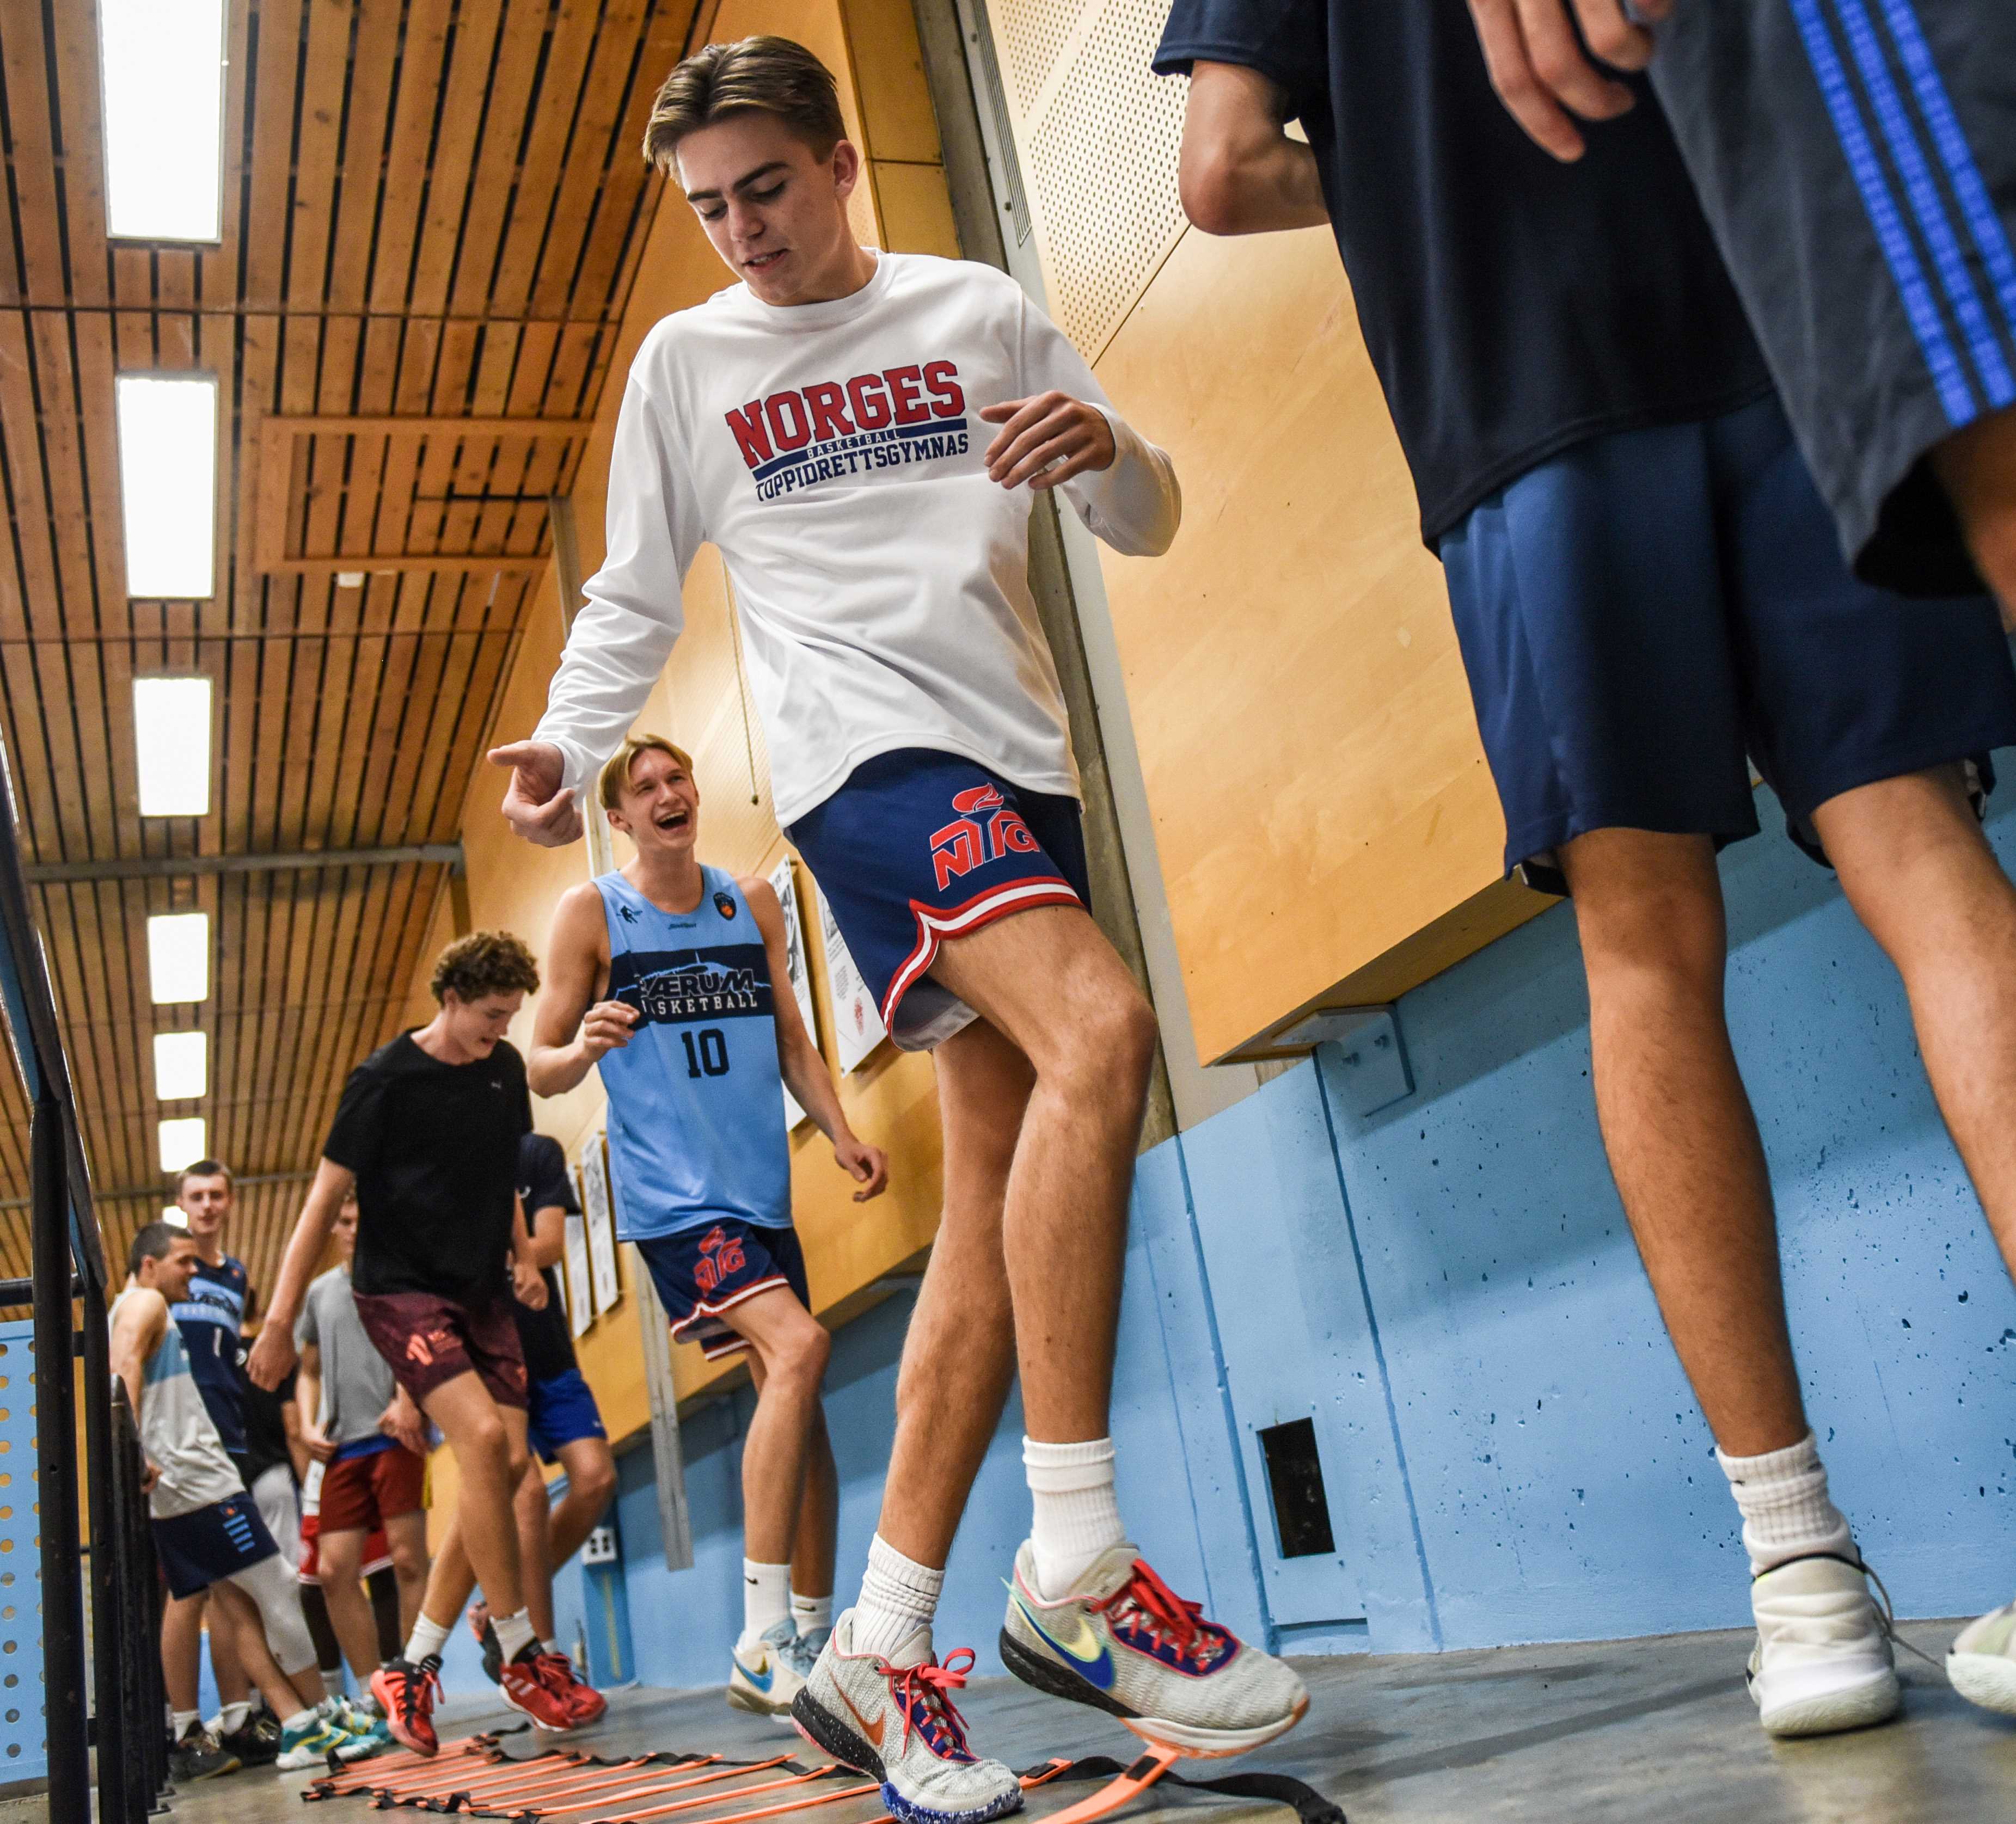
[981,0,1190,359]
[0,1322,42,1785]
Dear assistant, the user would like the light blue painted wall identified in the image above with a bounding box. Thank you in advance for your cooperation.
[451,775,2016,1692]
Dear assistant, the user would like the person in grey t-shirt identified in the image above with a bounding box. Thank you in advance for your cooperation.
[295,1196,429,1683]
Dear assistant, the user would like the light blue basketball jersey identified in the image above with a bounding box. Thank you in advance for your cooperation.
[596,866,793,1239]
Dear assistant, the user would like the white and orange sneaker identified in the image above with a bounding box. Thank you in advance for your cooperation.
[792,1611,1022,1824]
[1000,1543,1307,1757]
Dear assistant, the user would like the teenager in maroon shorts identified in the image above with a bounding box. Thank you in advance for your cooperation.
[252,932,599,1750]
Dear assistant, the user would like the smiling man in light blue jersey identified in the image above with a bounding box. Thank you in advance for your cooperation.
[530,732,888,1719]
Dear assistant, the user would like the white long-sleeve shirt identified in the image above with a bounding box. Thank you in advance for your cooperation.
[533,251,1181,825]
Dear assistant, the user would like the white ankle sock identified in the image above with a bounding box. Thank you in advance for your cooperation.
[740,1559,793,1651]
[173,1709,200,1739]
[853,1534,943,1668]
[217,1701,249,1736]
[404,1613,452,1667]
[1024,1436,1125,1600]
[494,1607,538,1663]
[279,1709,316,1735]
[792,1592,834,1637]
[1717,1432,1856,1575]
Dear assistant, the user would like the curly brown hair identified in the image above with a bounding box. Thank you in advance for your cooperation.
[430,930,541,1004]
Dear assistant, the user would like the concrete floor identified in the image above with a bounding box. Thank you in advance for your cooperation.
[90,1621,2016,1824]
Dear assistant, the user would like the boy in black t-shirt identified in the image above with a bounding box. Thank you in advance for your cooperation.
[251,932,591,1750]
[1161,0,2016,1740]
[451,1133,614,1721]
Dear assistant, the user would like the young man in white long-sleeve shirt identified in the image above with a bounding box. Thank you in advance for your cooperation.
[488,35,1306,1824]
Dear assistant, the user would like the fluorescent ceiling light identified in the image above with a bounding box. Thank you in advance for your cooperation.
[158,1116,207,1174]
[162,1206,186,1227]
[153,1029,207,1101]
[133,675,212,816]
[146,911,209,1004]
[115,375,217,598]
[98,0,226,242]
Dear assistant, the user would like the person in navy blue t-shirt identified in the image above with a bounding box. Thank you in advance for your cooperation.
[162,1160,273,1765]
[529,734,887,1720]
[1160,0,2016,1741]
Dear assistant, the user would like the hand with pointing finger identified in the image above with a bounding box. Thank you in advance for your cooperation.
[488,740,584,847]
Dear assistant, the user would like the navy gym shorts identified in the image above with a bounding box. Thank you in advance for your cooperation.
[1438,393,2016,890]
[786,748,1091,1051]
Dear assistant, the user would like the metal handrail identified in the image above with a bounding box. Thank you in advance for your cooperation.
[0,741,143,1823]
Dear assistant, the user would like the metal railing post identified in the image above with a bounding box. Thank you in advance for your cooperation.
[83,1279,132,1824]
[31,1091,88,1821]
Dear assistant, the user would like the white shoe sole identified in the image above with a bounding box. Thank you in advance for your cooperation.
[727,1678,798,1717]
[1755,1667,1901,1739]
[1949,1652,2016,1716]
[1123,1690,1310,1758]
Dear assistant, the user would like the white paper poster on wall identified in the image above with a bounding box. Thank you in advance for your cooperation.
[770,856,819,1128]
[563,1210,593,1338]
[818,881,887,1074]
[578,1134,621,1313]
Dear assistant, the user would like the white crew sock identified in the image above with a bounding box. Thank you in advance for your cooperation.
[792,1592,834,1637]
[739,1559,793,1653]
[279,1709,316,1736]
[404,1612,452,1668]
[173,1709,200,1740]
[1717,1432,1856,1575]
[217,1701,249,1736]
[852,1533,943,1668]
[494,1607,538,1664]
[1024,1436,1126,1600]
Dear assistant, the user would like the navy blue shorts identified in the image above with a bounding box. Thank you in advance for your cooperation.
[152,1490,280,1601]
[1438,394,2016,890]
[637,1221,811,1362]
[786,748,1091,1050]
[526,1366,608,1465]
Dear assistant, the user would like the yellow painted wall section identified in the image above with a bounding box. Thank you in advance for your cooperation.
[414,0,959,1494]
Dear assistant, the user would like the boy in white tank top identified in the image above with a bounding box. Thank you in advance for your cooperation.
[111,1223,380,1771]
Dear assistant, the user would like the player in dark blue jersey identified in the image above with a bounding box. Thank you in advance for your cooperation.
[529,733,887,1718]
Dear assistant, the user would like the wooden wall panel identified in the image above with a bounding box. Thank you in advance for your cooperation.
[1088,226,1548,1060]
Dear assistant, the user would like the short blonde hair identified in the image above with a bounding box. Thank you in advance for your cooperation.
[598,734,696,813]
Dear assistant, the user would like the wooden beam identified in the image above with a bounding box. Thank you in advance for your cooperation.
[265,415,595,438]
[263,554,549,576]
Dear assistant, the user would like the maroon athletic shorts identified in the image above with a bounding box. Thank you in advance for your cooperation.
[353,1288,528,1410]
[318,1442,426,1534]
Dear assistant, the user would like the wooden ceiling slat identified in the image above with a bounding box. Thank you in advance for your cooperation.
[240,0,308,308]
[286,0,356,317]
[404,0,508,320]
[1,6,69,302]
[323,0,408,317]
[442,0,553,323]
[198,0,256,311]
[46,0,112,311]
[197,306,242,647]
[529,0,657,321]
[486,0,605,323]
[0,316,52,650]
[368,0,457,316]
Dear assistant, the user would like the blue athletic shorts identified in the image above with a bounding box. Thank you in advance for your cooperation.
[1438,394,2016,891]
[152,1489,281,1601]
[526,1366,609,1465]
[786,748,1091,1050]
[636,1221,811,1362]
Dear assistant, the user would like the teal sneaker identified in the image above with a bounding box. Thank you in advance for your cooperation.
[324,1695,392,1755]
[275,1713,373,1771]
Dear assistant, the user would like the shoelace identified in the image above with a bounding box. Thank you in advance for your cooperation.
[1864,1563,1945,1678]
[1104,1559,1225,1667]
[886,1648,978,1760]
[392,1661,441,1727]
